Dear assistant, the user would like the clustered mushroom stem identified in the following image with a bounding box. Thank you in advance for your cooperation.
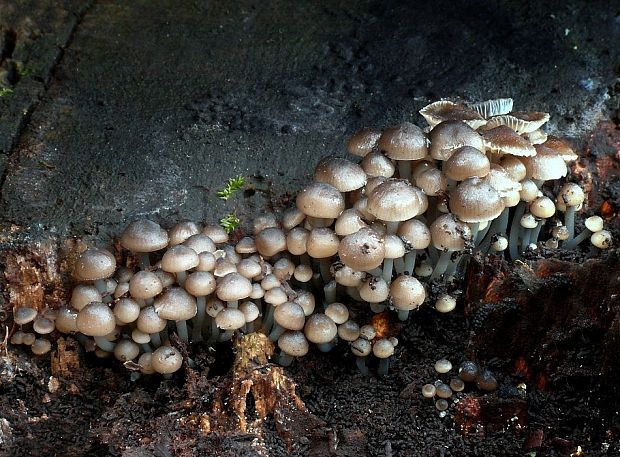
[382,258,394,284]
[356,356,369,376]
[377,358,390,377]
[150,332,162,348]
[370,302,386,313]
[176,271,187,287]
[319,259,332,282]
[268,324,285,342]
[176,320,189,342]
[227,300,239,309]
[191,296,206,342]
[324,280,337,304]
[565,207,576,241]
[475,223,490,246]
[404,250,417,275]
[563,227,592,250]
[261,305,275,333]
[219,330,234,342]
[469,223,480,245]
[397,161,410,181]
[317,341,335,352]
[531,220,544,245]
[397,309,410,321]
[521,228,532,251]
[275,352,294,367]
[94,336,116,352]
[430,251,451,280]
[480,208,509,252]
[394,256,406,275]
[139,253,151,270]
[509,202,526,260]
[207,318,218,345]
[94,279,112,303]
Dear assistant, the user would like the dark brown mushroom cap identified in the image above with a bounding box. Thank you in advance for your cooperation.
[278,331,310,357]
[338,227,385,272]
[304,313,337,344]
[154,287,197,321]
[73,248,116,281]
[389,275,426,311]
[76,302,116,337]
[296,182,345,219]
[314,157,367,192]
[367,179,428,222]
[216,272,253,302]
[120,219,169,253]
[449,177,505,223]
[443,146,490,181]
[347,128,382,157]
[161,245,199,273]
[428,120,484,161]
[378,122,428,161]
[543,136,578,162]
[429,213,472,251]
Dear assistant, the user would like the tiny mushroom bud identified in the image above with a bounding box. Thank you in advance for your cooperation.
[151,345,183,375]
[373,338,395,376]
[304,313,337,352]
[435,359,453,374]
[76,302,117,352]
[435,294,457,313]
[14,307,37,326]
[276,331,309,366]
[73,248,117,301]
[31,338,52,355]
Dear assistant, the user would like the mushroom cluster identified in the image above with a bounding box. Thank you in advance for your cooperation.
[422,359,497,415]
[10,98,613,377]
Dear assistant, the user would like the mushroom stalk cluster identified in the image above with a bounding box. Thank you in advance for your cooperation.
[12,98,613,378]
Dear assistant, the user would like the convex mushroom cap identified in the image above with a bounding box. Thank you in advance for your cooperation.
[390,275,426,311]
[73,248,116,282]
[313,157,367,192]
[367,179,428,222]
[338,227,385,272]
[154,287,197,321]
[161,245,199,273]
[120,219,169,253]
[76,302,116,336]
[378,122,428,161]
[449,177,505,223]
[296,182,345,219]
[217,272,253,302]
[304,313,337,344]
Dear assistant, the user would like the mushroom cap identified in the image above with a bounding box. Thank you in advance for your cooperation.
[449,177,505,223]
[252,214,279,235]
[378,122,428,161]
[113,339,140,362]
[523,145,568,181]
[558,182,585,208]
[281,208,306,231]
[70,284,101,311]
[435,294,457,313]
[367,179,428,222]
[389,275,426,311]
[237,259,262,279]
[591,230,612,249]
[136,306,167,334]
[168,221,200,246]
[151,346,183,374]
[33,317,55,334]
[296,182,345,219]
[215,308,246,330]
[383,234,406,259]
[584,216,604,232]
[304,313,337,344]
[235,236,257,255]
[429,120,484,161]
[154,287,197,321]
[347,128,381,157]
[359,276,390,303]
[14,307,38,325]
[420,100,486,129]
[468,98,513,118]
[239,301,260,323]
[481,126,536,157]
[415,168,447,197]
[337,320,360,342]
[76,302,116,337]
[216,272,253,302]
[55,307,79,333]
[113,298,141,324]
[286,227,309,256]
[184,271,217,296]
[324,302,349,325]
[306,228,340,258]
[294,291,316,316]
[314,157,367,192]
[498,155,527,182]
[338,227,385,272]
[129,271,163,300]
[483,165,522,197]
[360,151,396,178]
[335,209,368,237]
[161,245,199,273]
[31,339,52,355]
[397,219,431,250]
[183,233,217,254]
[274,302,306,330]
[278,331,309,357]
[430,213,472,251]
[372,338,395,359]
[530,196,556,219]
[120,219,169,253]
[351,338,372,357]
[202,225,228,244]
[485,111,550,134]
[73,248,116,281]
[443,146,490,181]
[543,136,578,162]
